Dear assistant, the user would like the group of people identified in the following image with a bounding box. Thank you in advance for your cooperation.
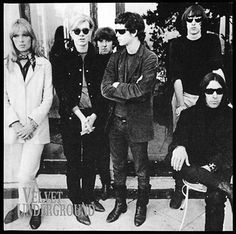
[168,4,233,231]
[4,3,232,231]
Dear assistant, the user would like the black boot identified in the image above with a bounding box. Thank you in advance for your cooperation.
[4,206,20,224]
[170,178,184,209]
[217,181,233,211]
[106,185,127,223]
[101,184,111,201]
[91,200,105,212]
[29,209,41,230]
[205,190,226,231]
[73,204,91,226]
[134,184,151,227]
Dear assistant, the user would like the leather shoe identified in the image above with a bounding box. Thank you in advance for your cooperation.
[101,184,111,201]
[91,200,105,212]
[106,200,127,223]
[134,205,147,226]
[29,209,41,229]
[4,206,20,224]
[170,190,184,209]
[74,204,91,226]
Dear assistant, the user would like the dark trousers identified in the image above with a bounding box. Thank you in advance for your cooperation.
[179,164,231,231]
[95,132,111,185]
[60,109,99,204]
[109,116,150,189]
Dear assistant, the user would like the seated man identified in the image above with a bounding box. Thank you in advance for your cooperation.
[166,72,233,231]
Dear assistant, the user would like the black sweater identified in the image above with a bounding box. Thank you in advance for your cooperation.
[168,97,232,180]
[169,33,223,95]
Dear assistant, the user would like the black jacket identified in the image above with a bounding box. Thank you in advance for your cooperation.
[101,44,158,142]
[91,53,112,129]
[169,33,223,95]
[167,97,232,179]
[52,42,104,123]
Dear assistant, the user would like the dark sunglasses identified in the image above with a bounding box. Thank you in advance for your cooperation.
[205,88,224,95]
[73,28,90,35]
[115,29,127,35]
[186,17,202,23]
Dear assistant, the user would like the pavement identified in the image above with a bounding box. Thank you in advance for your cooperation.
[3,175,233,231]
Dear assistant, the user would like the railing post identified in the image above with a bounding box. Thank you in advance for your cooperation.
[90,3,98,33]
[19,3,31,23]
[116,3,125,17]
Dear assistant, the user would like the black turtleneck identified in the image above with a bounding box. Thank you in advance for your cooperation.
[169,93,232,177]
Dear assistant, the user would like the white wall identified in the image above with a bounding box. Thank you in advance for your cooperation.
[4,4,20,58]
[97,3,116,29]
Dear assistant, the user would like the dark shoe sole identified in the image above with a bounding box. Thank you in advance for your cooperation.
[95,208,105,212]
[106,206,127,223]
[134,219,146,227]
[169,200,183,209]
[4,207,20,224]
[92,201,105,212]
[29,218,41,229]
[169,193,184,209]
[75,216,91,226]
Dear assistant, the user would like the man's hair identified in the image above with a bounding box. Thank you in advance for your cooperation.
[199,72,229,106]
[94,27,117,45]
[181,4,208,36]
[115,12,146,43]
[69,14,94,32]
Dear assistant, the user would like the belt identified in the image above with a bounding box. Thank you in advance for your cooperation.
[115,116,127,123]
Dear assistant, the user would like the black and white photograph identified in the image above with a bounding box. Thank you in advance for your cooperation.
[3,2,233,231]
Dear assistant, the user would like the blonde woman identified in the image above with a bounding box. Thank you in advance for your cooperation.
[4,18,53,229]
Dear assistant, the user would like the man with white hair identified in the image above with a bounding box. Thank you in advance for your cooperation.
[52,14,105,226]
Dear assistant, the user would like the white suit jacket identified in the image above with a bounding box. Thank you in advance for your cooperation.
[4,56,53,144]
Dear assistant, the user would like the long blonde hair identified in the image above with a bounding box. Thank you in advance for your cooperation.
[5,18,44,72]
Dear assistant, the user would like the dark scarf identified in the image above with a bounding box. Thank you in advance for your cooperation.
[16,52,36,80]
[17,52,36,70]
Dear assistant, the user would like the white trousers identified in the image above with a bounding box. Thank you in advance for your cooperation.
[171,92,199,132]
[14,143,44,212]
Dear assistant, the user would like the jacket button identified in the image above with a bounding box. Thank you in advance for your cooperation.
[69,117,72,120]
[79,83,82,85]
[88,83,90,86]
[85,70,88,72]
[78,95,81,98]
[79,69,82,72]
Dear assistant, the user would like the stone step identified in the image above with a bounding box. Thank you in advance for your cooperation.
[4,175,174,190]
[38,160,173,176]
[4,174,205,200]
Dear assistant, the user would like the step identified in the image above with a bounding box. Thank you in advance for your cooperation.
[4,175,174,190]
[38,160,173,176]
[4,174,205,200]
